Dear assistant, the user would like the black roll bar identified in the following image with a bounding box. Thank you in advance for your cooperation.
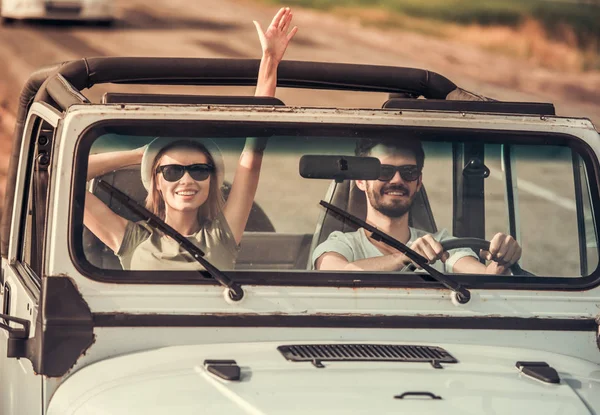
[37,57,458,100]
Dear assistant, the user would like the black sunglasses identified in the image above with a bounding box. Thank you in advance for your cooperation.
[156,163,214,182]
[378,164,421,182]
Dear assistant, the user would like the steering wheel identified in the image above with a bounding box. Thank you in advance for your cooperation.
[405,237,534,276]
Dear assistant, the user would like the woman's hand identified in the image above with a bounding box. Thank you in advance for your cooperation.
[254,7,298,63]
[254,8,298,97]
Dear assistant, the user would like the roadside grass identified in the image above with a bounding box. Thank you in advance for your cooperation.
[264,0,600,71]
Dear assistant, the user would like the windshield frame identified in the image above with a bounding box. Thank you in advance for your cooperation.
[69,117,600,291]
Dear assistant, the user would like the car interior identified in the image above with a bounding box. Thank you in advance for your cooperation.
[82,164,437,272]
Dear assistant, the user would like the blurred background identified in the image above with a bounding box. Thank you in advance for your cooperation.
[0,0,598,219]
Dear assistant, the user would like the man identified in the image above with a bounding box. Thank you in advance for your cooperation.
[312,138,522,274]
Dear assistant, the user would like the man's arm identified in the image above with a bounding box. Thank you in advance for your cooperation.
[316,231,522,274]
[316,251,409,271]
[446,232,522,275]
[313,230,411,271]
[451,256,488,274]
[452,256,512,275]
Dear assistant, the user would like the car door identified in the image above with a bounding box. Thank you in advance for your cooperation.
[0,110,57,415]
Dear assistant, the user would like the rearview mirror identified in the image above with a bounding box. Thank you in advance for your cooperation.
[299,155,381,182]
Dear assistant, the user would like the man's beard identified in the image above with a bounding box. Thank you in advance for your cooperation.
[366,183,416,218]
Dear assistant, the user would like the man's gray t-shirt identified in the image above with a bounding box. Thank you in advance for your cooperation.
[312,227,478,273]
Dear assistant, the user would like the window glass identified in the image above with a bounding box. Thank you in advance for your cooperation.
[513,145,580,276]
[574,155,598,275]
[221,140,333,234]
[421,142,452,234]
[78,125,599,281]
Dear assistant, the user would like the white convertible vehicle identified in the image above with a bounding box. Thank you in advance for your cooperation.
[1,57,599,414]
[0,0,114,25]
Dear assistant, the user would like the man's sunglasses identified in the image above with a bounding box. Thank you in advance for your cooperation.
[156,163,214,182]
[378,164,421,182]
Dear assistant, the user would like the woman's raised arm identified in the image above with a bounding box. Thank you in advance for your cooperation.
[253,7,298,97]
[84,147,145,253]
[87,147,145,181]
[223,7,298,243]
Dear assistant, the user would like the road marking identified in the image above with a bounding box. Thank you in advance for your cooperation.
[489,168,577,212]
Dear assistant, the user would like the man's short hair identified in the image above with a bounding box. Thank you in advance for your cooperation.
[355,138,425,170]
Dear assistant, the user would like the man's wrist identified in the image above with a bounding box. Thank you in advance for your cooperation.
[485,262,511,275]
[392,252,410,270]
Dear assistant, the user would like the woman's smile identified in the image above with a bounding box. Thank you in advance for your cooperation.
[174,188,199,198]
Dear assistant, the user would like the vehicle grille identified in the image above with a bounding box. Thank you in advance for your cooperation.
[278,344,457,368]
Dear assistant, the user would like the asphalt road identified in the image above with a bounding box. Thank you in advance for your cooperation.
[0,0,597,276]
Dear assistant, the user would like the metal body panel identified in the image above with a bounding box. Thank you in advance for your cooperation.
[46,341,600,415]
[0,270,42,414]
[78,327,600,370]
[42,327,600,409]
[0,103,61,415]
[28,102,62,126]
[6,104,58,263]
[3,102,599,414]
[47,105,600,318]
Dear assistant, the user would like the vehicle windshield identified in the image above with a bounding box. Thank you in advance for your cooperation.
[74,121,600,284]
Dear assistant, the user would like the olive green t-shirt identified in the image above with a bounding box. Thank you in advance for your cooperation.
[116,212,240,270]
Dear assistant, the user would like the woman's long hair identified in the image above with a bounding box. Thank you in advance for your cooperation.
[145,141,225,225]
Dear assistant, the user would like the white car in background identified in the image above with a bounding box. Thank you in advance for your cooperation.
[0,0,114,25]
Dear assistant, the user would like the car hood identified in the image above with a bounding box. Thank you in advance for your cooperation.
[47,341,600,415]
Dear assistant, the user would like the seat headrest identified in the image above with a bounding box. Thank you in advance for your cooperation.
[329,181,368,233]
[312,180,438,251]
[92,166,148,222]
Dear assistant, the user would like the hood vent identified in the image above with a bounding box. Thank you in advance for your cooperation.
[278,344,457,369]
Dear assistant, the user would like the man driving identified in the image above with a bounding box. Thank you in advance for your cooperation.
[312,138,522,274]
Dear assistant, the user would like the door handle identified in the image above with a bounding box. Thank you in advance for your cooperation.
[395,392,442,400]
[1,282,9,324]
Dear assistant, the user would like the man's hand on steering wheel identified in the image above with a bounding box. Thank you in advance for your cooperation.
[407,234,449,268]
[480,232,522,275]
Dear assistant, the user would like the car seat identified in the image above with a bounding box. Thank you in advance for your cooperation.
[82,165,275,270]
[308,180,437,268]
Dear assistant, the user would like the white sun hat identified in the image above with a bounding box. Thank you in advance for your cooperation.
[140,137,225,192]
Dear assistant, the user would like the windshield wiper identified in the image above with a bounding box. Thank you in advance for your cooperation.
[320,200,471,304]
[96,180,244,301]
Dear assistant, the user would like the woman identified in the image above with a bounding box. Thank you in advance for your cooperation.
[84,7,298,270]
